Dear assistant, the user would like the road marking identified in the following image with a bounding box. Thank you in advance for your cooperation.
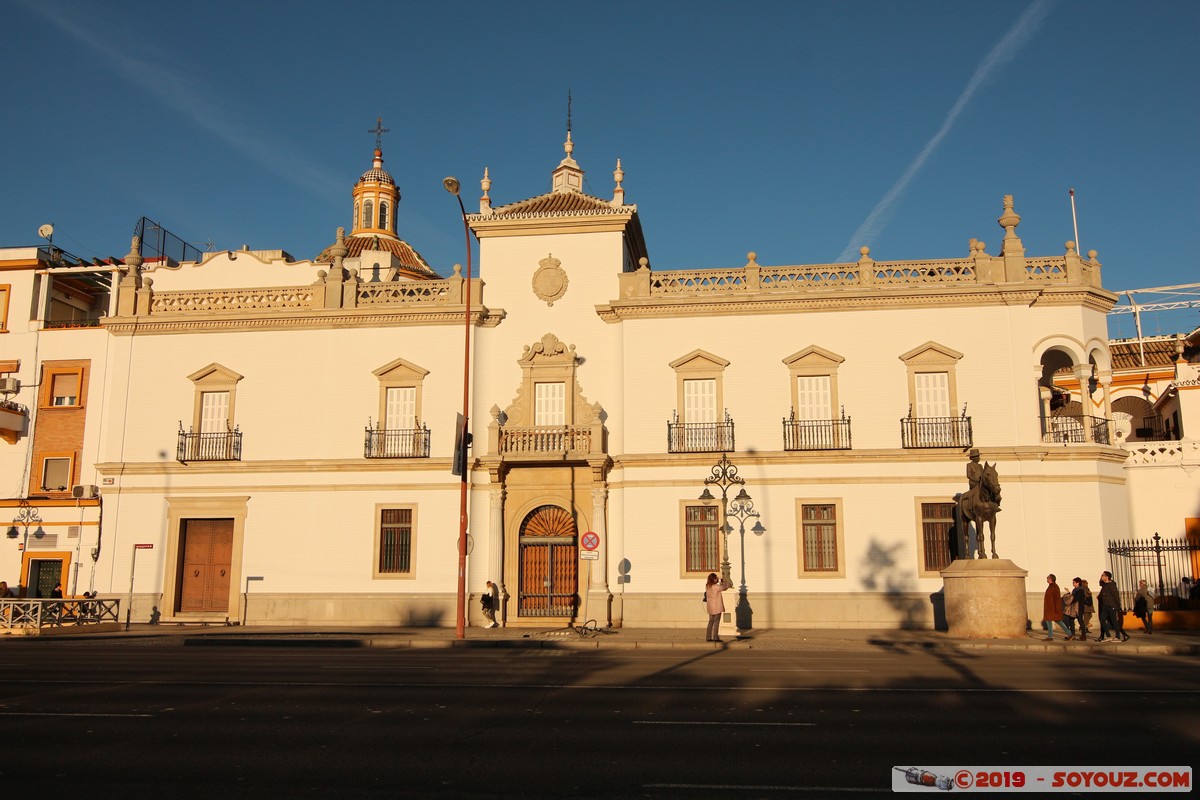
[752,669,870,673]
[0,712,153,718]
[635,720,816,727]
[3,680,1198,695]
[646,784,878,793]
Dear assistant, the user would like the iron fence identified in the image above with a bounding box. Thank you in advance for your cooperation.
[364,425,431,458]
[1042,414,1112,445]
[668,412,735,453]
[177,427,243,463]
[783,414,852,451]
[900,416,973,449]
[1107,533,1200,610]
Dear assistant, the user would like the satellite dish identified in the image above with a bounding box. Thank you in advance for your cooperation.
[38,223,55,241]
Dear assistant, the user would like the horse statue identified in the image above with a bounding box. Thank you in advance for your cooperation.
[959,461,1002,559]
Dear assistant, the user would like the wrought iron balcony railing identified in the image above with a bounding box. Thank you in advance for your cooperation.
[364,424,431,458]
[1042,414,1111,445]
[900,415,973,449]
[177,425,242,463]
[668,411,735,454]
[783,411,852,451]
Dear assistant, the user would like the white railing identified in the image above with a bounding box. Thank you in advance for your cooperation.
[1,598,120,631]
[1124,438,1199,466]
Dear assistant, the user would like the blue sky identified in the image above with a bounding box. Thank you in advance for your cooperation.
[4,1,1197,337]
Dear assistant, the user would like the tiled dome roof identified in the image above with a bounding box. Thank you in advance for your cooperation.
[314,234,439,279]
[356,149,395,187]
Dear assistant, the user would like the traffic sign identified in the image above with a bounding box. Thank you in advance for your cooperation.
[580,550,599,560]
[581,531,600,551]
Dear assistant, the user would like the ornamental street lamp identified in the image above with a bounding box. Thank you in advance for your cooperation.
[8,500,45,594]
[698,453,744,587]
[443,176,474,640]
[7,499,45,549]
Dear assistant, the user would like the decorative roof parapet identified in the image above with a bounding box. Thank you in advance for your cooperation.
[107,262,487,334]
[616,245,1104,300]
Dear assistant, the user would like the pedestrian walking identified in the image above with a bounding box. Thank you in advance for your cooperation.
[1042,574,1072,640]
[1097,571,1129,642]
[1071,577,1091,640]
[704,572,730,642]
[1062,585,1079,638]
[1133,579,1154,634]
[480,580,499,628]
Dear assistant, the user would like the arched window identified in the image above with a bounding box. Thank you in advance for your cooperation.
[362,200,373,229]
[354,201,360,229]
[379,201,390,231]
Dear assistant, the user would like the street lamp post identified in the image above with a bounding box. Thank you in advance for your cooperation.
[443,176,473,640]
[7,500,45,594]
[698,453,744,588]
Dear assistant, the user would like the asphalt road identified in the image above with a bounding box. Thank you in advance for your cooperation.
[0,639,1194,798]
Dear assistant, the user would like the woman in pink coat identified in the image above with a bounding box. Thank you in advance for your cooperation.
[705,572,731,642]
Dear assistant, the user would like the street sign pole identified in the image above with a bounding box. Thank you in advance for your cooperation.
[126,544,153,631]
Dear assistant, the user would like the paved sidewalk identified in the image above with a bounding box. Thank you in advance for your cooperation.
[15,621,1199,655]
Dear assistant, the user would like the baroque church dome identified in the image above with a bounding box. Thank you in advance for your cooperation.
[315,125,438,280]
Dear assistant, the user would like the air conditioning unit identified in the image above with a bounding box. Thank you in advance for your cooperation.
[0,377,19,395]
[71,484,99,499]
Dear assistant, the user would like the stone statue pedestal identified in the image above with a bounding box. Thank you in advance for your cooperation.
[941,558,1028,638]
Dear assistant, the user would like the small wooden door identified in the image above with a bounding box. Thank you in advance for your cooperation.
[518,506,577,618]
[178,519,233,613]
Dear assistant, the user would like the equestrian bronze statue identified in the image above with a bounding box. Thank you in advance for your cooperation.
[959,449,1002,559]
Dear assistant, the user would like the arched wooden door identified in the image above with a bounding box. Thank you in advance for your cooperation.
[518,505,577,618]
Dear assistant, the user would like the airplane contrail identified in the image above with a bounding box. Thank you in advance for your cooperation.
[19,0,344,200]
[835,1,1055,263]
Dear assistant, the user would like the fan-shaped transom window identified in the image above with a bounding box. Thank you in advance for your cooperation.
[521,505,576,539]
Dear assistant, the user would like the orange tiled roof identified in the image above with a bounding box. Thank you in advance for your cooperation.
[314,234,439,279]
[490,191,626,216]
[1109,338,1185,370]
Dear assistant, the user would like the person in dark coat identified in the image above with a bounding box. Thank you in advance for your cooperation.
[1133,579,1154,634]
[1041,574,1071,640]
[1070,577,1091,640]
[1097,571,1129,642]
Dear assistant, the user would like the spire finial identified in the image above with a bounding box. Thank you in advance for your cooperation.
[567,88,572,134]
[369,115,389,150]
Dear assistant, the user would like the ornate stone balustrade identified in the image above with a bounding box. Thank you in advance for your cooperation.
[357,279,454,305]
[1124,438,1200,467]
[615,236,1103,303]
[108,262,483,333]
[498,425,599,457]
[151,286,316,314]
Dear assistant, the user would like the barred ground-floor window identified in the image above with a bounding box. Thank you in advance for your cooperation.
[919,501,956,574]
[796,498,844,577]
[683,503,719,575]
[376,505,416,578]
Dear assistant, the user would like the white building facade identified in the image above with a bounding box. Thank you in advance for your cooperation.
[4,130,1194,629]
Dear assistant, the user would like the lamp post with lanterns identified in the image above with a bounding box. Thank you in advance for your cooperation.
[443,176,473,640]
[698,453,764,631]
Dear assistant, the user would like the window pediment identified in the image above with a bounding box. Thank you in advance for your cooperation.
[373,357,429,384]
[899,342,963,369]
[187,363,243,386]
[784,346,844,372]
[669,349,730,373]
